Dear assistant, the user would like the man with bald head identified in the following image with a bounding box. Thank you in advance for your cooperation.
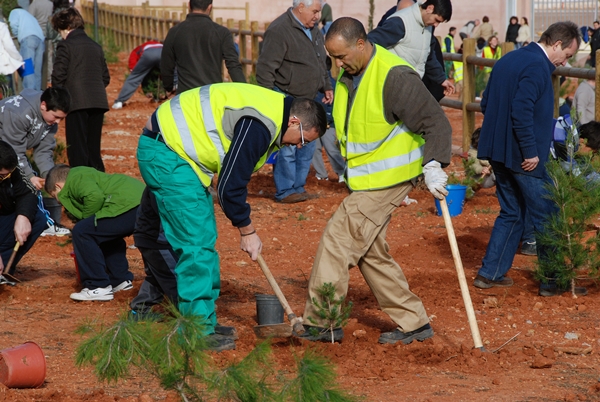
[299,17,452,345]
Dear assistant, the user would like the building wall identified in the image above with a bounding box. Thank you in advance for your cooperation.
[94,0,534,45]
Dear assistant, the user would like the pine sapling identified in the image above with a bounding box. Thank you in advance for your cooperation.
[308,282,353,343]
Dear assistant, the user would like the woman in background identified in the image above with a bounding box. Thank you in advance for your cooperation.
[51,7,109,171]
[0,20,23,95]
[516,17,530,49]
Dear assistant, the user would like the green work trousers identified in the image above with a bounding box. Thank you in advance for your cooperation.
[303,182,430,332]
[137,135,219,333]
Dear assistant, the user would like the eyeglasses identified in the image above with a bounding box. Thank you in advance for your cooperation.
[293,115,310,146]
[0,167,16,182]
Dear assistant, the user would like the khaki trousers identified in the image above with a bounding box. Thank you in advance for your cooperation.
[303,182,429,332]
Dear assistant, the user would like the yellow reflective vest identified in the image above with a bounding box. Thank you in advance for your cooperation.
[332,45,425,191]
[156,83,285,187]
[453,60,463,82]
[482,46,502,73]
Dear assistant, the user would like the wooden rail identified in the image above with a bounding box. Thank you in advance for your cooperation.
[80,0,261,79]
[442,38,600,152]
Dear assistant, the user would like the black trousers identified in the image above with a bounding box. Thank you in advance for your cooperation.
[72,208,137,289]
[65,108,106,172]
[130,247,179,313]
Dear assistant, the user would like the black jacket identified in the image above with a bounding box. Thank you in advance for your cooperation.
[160,13,245,93]
[0,166,38,223]
[505,23,520,44]
[51,28,110,112]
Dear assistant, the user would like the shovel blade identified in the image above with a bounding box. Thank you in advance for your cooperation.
[253,323,293,339]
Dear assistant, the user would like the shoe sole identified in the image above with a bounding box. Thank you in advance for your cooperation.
[70,295,114,301]
[539,287,587,297]
[41,233,69,237]
[112,282,133,293]
[473,279,514,289]
[520,249,537,256]
[378,328,434,345]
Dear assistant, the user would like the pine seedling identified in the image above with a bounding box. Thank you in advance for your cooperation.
[75,311,151,383]
[205,340,276,402]
[536,114,600,294]
[281,347,361,402]
[308,283,353,343]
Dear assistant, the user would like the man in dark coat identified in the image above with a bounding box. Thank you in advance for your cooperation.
[0,141,48,276]
[473,22,581,296]
[160,0,245,94]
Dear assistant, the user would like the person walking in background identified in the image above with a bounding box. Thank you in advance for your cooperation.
[160,0,245,95]
[444,26,456,78]
[588,20,600,68]
[473,21,581,296]
[256,0,333,203]
[367,0,455,100]
[28,0,53,36]
[112,41,163,109]
[516,17,530,49]
[459,19,479,40]
[505,16,520,45]
[573,78,596,125]
[0,20,23,92]
[8,5,45,90]
[473,15,494,43]
[51,7,109,172]
[319,0,332,34]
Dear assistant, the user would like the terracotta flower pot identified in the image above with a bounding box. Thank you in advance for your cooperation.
[0,342,46,388]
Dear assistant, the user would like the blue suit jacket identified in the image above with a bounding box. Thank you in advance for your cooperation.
[477,43,556,177]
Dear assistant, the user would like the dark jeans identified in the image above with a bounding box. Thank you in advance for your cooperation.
[0,209,47,274]
[72,208,137,289]
[65,108,106,172]
[478,162,557,282]
[130,247,179,312]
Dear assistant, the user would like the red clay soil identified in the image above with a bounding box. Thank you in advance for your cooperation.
[1,55,599,402]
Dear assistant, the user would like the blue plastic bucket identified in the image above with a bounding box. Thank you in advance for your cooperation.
[434,184,467,217]
[18,58,34,77]
[266,150,278,164]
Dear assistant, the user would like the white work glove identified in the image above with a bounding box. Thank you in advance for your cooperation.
[422,160,448,200]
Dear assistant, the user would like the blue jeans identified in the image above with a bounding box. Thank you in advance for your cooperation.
[273,141,317,200]
[19,35,44,90]
[478,161,557,281]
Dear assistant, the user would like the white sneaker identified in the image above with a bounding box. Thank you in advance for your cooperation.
[316,176,328,181]
[41,225,71,237]
[112,280,133,293]
[112,101,123,109]
[338,176,345,183]
[70,286,114,301]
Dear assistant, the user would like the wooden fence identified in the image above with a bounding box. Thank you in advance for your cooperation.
[79,0,261,76]
[441,39,600,152]
[76,2,600,150]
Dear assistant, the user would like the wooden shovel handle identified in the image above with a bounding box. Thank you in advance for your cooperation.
[439,198,483,349]
[2,242,20,275]
[256,254,304,334]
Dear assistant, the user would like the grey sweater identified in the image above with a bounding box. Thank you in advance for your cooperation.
[256,8,332,99]
[0,89,57,179]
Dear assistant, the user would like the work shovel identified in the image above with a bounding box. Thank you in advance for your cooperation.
[253,254,305,338]
[439,197,484,350]
[1,242,22,285]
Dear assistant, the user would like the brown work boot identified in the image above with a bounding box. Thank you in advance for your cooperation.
[277,193,307,203]
[473,274,514,289]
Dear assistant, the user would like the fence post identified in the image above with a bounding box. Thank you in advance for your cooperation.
[552,75,560,118]
[245,2,250,27]
[239,20,248,80]
[462,38,476,153]
[251,21,259,78]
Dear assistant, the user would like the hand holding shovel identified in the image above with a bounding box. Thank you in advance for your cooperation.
[1,242,21,285]
[253,254,304,338]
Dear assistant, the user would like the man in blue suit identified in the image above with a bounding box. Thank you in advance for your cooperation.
[473,22,581,296]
